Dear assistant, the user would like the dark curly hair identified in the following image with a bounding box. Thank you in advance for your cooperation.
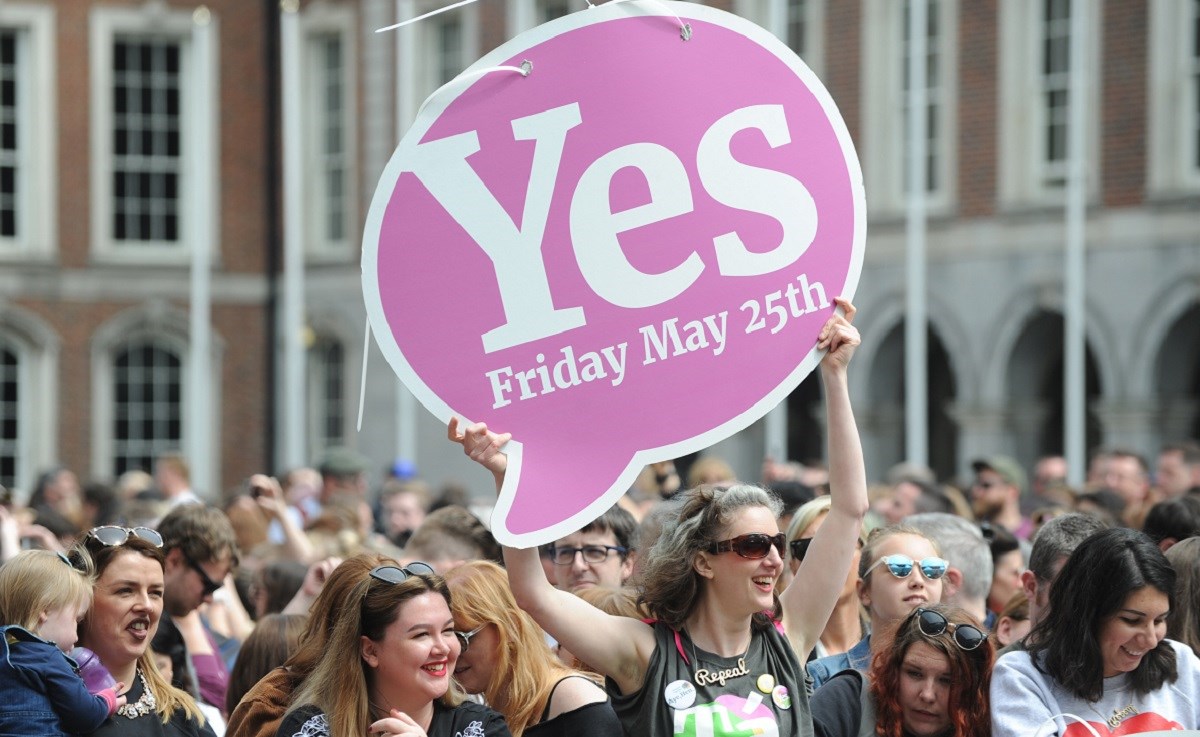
[870,604,994,737]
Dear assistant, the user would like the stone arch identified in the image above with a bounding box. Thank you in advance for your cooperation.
[0,303,61,495]
[1153,302,1200,442]
[865,315,960,480]
[1003,309,1104,465]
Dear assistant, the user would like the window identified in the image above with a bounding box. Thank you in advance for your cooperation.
[307,336,345,459]
[998,0,1100,206]
[396,0,478,130]
[0,30,18,240]
[0,3,55,257]
[862,0,958,215]
[90,6,217,261]
[112,38,183,243]
[1148,0,1200,192]
[0,338,18,490]
[733,0,825,77]
[111,339,183,477]
[1041,0,1071,186]
[537,0,573,24]
[302,4,356,258]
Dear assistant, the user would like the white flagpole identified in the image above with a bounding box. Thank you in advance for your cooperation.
[905,0,929,468]
[394,0,418,468]
[189,7,214,496]
[1064,0,1088,485]
[281,0,307,468]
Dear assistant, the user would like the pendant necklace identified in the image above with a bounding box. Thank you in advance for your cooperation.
[686,631,751,688]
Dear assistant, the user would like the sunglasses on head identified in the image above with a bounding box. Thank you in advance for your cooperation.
[913,608,986,651]
[87,525,163,548]
[708,533,786,560]
[865,553,948,580]
[455,624,485,654]
[369,562,436,585]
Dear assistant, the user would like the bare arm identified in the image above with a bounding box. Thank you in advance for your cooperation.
[449,419,657,695]
[780,299,869,656]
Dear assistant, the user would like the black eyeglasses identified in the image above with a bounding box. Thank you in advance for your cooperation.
[708,533,786,560]
[455,624,485,654]
[87,525,163,548]
[185,554,223,597]
[913,608,986,651]
[369,562,436,584]
[550,545,627,566]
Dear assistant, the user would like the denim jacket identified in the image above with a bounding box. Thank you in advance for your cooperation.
[0,625,115,737]
[805,634,872,691]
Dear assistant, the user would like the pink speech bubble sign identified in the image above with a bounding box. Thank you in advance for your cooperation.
[362,2,865,547]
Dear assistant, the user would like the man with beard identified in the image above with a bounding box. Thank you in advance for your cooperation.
[971,456,1033,540]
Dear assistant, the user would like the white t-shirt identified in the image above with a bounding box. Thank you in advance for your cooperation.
[991,639,1200,737]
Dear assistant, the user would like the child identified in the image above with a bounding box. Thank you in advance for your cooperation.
[0,549,125,736]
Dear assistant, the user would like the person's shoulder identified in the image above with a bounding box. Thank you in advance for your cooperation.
[275,706,328,737]
[994,647,1035,672]
[437,701,511,737]
[1165,639,1200,673]
[812,670,862,702]
[545,675,608,717]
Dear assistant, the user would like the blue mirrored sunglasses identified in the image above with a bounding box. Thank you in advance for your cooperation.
[865,553,948,580]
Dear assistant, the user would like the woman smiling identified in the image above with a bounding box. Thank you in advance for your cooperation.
[991,528,1200,736]
[276,562,510,737]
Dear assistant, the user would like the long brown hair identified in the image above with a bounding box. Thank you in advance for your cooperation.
[287,564,462,737]
[869,604,993,737]
[444,561,595,735]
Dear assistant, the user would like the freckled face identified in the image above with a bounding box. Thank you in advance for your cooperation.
[898,641,953,737]
[79,551,164,672]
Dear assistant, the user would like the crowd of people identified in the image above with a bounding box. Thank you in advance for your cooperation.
[1,300,1200,737]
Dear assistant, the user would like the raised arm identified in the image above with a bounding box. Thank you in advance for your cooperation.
[780,298,869,656]
[449,419,657,695]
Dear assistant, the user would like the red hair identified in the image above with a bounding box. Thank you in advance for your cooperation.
[869,605,994,737]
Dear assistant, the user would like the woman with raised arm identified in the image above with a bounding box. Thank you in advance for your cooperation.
[451,298,867,737]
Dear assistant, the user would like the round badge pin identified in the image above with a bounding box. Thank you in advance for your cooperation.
[664,679,697,710]
[756,674,776,694]
[771,684,792,710]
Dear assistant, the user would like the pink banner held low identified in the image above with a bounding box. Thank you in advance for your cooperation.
[362,0,866,547]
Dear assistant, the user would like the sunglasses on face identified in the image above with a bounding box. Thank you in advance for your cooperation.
[87,525,164,548]
[455,624,485,654]
[865,553,949,580]
[789,536,862,561]
[369,562,436,585]
[708,533,786,560]
[913,608,986,651]
[186,554,223,597]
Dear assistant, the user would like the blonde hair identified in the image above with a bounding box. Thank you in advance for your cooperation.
[0,549,93,633]
[288,565,462,737]
[443,561,597,736]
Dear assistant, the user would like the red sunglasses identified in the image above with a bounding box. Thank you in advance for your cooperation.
[708,533,786,559]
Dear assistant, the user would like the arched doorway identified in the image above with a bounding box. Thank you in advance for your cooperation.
[863,321,959,481]
[1005,310,1103,464]
[1155,304,1200,441]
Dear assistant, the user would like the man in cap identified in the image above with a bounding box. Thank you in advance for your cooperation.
[971,455,1033,540]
